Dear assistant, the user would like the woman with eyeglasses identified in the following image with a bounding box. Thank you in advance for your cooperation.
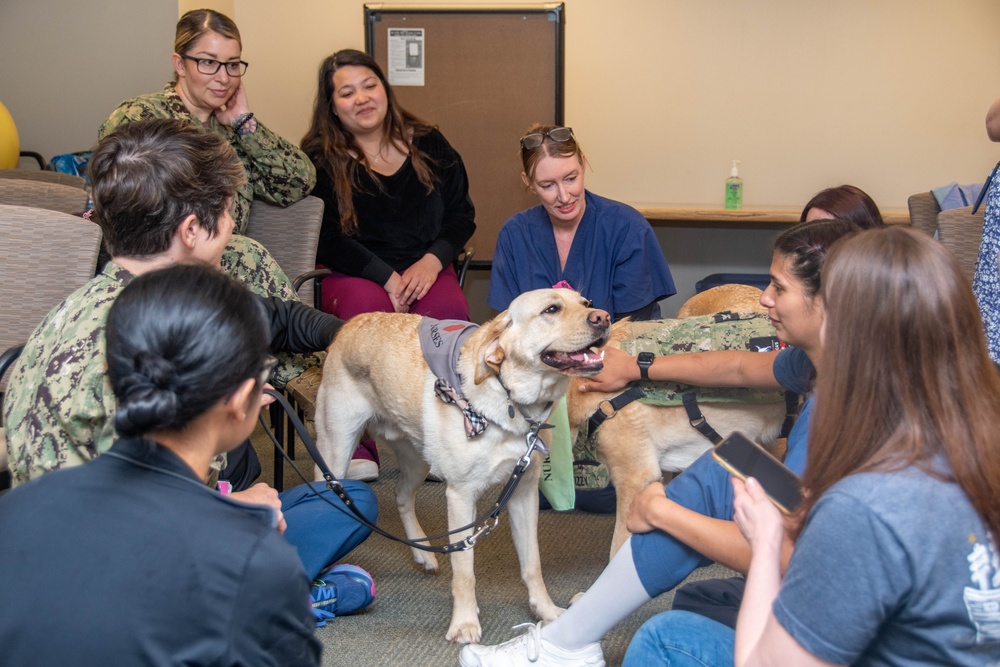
[99,9,314,237]
[98,8,319,388]
[0,264,321,665]
[488,124,675,321]
[301,49,476,321]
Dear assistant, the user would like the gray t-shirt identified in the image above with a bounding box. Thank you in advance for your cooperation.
[775,465,1000,666]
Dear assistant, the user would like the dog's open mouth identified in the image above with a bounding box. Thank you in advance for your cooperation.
[541,344,606,375]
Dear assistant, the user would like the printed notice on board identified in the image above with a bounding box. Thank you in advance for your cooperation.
[387,28,425,86]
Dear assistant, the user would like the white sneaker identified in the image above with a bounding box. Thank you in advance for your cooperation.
[459,622,605,667]
[346,458,379,482]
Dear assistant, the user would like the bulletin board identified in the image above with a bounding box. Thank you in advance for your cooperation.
[365,3,565,264]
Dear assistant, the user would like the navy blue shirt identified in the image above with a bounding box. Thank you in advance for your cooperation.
[0,437,320,666]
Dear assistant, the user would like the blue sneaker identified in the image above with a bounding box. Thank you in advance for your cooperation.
[310,564,376,627]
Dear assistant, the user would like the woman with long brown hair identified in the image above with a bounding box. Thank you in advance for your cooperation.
[623,226,1000,666]
[302,49,476,480]
[302,49,475,320]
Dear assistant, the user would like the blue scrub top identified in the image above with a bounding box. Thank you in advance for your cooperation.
[489,191,675,317]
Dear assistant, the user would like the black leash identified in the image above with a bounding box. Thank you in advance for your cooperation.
[260,388,552,554]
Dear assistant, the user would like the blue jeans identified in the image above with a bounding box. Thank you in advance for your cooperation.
[280,480,378,580]
[623,611,735,666]
[631,449,735,596]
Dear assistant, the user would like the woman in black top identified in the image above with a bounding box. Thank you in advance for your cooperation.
[302,49,476,320]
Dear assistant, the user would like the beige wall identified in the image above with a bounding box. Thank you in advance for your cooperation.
[5,0,998,204]
[0,0,176,162]
[235,0,1000,212]
[3,0,999,319]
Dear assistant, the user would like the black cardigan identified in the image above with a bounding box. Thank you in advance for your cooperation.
[312,128,476,286]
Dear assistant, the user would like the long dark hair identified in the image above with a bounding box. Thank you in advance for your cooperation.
[799,227,1000,541]
[301,49,437,236]
[107,264,271,438]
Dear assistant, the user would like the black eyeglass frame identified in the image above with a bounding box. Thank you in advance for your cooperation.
[181,55,249,77]
[519,126,574,150]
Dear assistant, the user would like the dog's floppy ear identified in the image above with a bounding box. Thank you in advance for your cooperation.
[473,310,512,384]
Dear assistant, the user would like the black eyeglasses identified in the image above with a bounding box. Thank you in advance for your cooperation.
[520,127,574,150]
[182,55,249,77]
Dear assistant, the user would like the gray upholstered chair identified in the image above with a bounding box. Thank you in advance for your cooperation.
[937,206,986,282]
[907,192,941,237]
[245,196,326,307]
[0,179,89,216]
[0,204,103,489]
[0,169,87,190]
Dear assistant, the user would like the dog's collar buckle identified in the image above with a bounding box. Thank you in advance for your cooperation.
[524,424,552,460]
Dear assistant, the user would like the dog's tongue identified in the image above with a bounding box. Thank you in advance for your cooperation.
[551,348,604,365]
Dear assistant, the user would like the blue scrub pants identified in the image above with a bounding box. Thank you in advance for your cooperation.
[631,448,735,596]
[280,480,378,580]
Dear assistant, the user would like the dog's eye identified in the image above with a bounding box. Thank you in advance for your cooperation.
[543,304,561,315]
[583,299,593,308]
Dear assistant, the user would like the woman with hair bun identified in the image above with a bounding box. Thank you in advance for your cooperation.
[624,227,1000,666]
[0,264,319,665]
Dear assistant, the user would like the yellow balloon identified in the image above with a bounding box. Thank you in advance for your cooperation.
[0,101,20,169]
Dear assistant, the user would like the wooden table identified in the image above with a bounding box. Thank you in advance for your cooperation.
[632,206,910,227]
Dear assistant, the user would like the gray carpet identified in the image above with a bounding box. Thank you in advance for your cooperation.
[253,422,735,667]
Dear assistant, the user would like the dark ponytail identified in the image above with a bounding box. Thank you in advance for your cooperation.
[107,264,270,438]
[772,218,861,300]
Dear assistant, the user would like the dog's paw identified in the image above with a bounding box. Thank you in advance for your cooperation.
[531,600,565,623]
[412,550,439,573]
[446,619,482,645]
[568,591,586,606]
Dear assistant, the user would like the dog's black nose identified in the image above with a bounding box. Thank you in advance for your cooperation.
[589,309,610,328]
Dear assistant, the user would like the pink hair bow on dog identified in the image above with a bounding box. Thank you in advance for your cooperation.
[552,280,574,290]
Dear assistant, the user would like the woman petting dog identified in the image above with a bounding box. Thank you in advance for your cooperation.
[489,125,676,322]
[302,48,477,481]
[461,218,858,667]
[625,227,1000,666]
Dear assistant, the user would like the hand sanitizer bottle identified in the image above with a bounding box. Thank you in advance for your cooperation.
[725,160,743,210]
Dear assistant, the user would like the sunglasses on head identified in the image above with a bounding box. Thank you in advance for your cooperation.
[520,126,574,150]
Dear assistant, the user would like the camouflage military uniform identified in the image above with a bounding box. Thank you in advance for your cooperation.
[621,312,785,406]
[98,83,316,235]
[220,237,324,388]
[4,262,133,486]
[572,312,786,492]
[99,85,322,386]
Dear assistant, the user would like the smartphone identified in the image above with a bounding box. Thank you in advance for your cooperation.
[712,431,803,514]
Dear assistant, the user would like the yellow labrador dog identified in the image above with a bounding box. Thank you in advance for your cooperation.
[565,287,788,558]
[314,288,610,644]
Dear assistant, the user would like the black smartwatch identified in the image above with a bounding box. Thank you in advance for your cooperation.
[637,352,655,381]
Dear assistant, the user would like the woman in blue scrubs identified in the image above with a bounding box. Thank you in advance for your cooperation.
[489,125,675,321]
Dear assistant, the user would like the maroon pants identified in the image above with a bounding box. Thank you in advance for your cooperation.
[318,265,470,321]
